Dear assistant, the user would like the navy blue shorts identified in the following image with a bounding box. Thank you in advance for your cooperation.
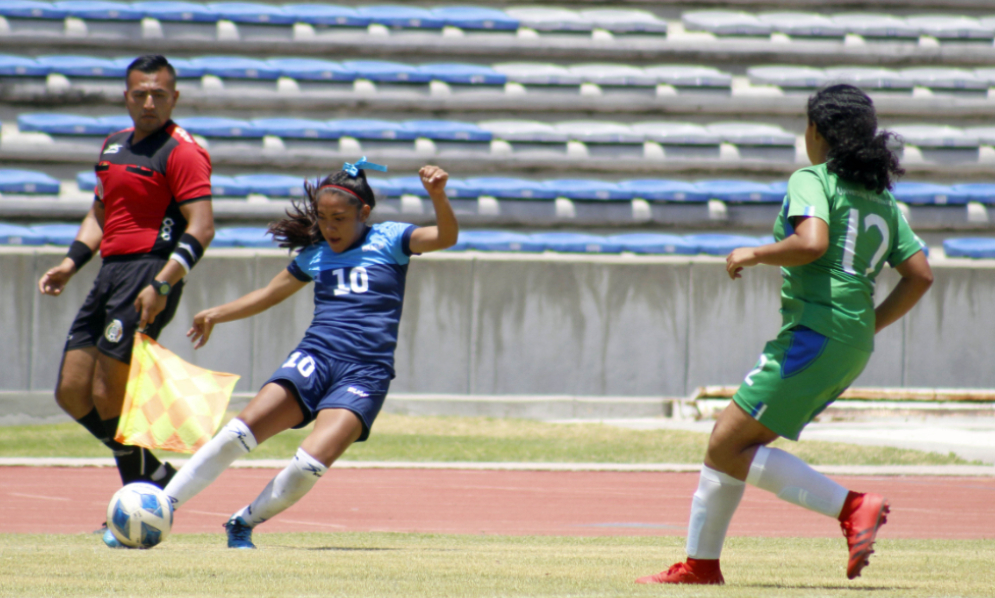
[264,348,390,441]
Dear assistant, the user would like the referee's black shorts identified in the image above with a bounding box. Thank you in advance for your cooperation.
[64,255,184,363]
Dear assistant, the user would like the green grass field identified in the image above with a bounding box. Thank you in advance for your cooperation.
[2,533,992,598]
[0,413,972,465]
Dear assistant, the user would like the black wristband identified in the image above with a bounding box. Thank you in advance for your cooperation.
[66,240,93,271]
[169,233,204,274]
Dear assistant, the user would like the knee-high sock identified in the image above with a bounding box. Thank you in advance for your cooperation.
[163,418,257,509]
[234,447,328,527]
[746,446,848,518]
[685,465,745,560]
[91,414,161,485]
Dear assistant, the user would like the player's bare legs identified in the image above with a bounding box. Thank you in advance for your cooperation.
[55,348,98,419]
[301,409,364,467]
[91,353,131,419]
[704,401,780,481]
[236,382,306,444]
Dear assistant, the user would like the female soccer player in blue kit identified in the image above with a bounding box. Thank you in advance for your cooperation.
[160,160,457,548]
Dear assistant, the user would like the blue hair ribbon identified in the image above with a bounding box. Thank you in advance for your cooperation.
[343,156,387,177]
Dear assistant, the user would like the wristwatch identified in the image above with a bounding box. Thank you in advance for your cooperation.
[151,280,171,296]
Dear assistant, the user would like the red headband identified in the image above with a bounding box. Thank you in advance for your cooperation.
[318,184,367,206]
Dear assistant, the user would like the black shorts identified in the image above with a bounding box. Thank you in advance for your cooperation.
[64,255,184,363]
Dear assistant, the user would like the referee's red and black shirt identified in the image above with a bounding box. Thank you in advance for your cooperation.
[94,120,212,259]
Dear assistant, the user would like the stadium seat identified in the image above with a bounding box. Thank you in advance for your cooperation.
[251,117,334,139]
[30,222,80,245]
[491,63,581,88]
[341,60,431,94]
[387,175,433,198]
[266,58,356,84]
[355,6,444,30]
[950,183,995,204]
[618,180,710,202]
[76,171,96,192]
[416,63,506,91]
[430,7,518,31]
[686,233,762,255]
[0,55,48,78]
[281,3,367,29]
[889,125,980,164]
[401,120,492,154]
[630,122,721,159]
[0,169,61,194]
[905,15,994,41]
[553,121,643,157]
[757,12,846,38]
[18,113,107,135]
[540,179,631,201]
[461,177,557,200]
[529,232,622,253]
[965,126,995,146]
[606,233,698,255]
[0,222,46,245]
[643,65,731,93]
[36,54,124,78]
[325,118,416,153]
[478,120,569,154]
[208,2,293,24]
[943,238,995,259]
[189,55,280,81]
[175,116,263,138]
[694,180,783,203]
[232,173,302,197]
[747,65,827,90]
[0,2,67,37]
[682,11,772,36]
[215,226,280,247]
[578,9,667,35]
[900,67,988,94]
[134,1,220,39]
[209,174,251,197]
[705,122,796,161]
[823,67,913,91]
[504,7,591,33]
[567,63,656,92]
[133,56,203,79]
[55,1,144,39]
[892,182,968,205]
[456,230,545,252]
[830,13,919,40]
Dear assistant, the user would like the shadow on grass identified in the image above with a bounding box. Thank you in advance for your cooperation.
[742,583,910,591]
[276,546,401,552]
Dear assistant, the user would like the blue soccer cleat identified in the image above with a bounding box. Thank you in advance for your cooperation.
[102,527,127,549]
[224,516,256,549]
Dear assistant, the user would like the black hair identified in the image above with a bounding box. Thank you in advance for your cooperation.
[807,84,904,194]
[268,169,377,251]
[126,54,176,84]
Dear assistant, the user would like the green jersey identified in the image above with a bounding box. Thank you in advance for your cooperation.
[773,163,925,351]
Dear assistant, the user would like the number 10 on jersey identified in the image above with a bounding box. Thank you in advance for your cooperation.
[332,266,369,296]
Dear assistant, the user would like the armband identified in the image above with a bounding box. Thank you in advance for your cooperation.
[169,233,204,275]
[66,241,93,271]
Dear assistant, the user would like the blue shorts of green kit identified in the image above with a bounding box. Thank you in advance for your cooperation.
[265,348,391,442]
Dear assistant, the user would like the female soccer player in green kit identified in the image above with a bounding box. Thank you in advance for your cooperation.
[638,84,934,585]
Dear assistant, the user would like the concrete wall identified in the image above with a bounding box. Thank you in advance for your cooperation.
[2,247,992,411]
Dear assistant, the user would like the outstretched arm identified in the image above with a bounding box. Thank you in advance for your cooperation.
[726,216,829,280]
[408,165,458,254]
[874,250,932,333]
[188,269,308,349]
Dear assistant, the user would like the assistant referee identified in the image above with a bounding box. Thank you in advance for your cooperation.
[38,54,215,491]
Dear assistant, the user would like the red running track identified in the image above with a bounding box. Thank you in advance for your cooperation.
[1,467,993,539]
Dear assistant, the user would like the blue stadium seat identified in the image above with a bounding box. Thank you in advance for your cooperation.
[280,4,368,27]
[541,180,631,201]
[747,65,827,89]
[54,1,142,21]
[388,176,433,197]
[30,223,80,245]
[568,64,656,87]
[366,177,400,197]
[37,55,125,77]
[209,227,239,247]
[95,115,132,133]
[210,174,251,197]
[440,179,476,199]
[900,67,988,92]
[643,65,731,91]
[768,181,788,196]
[823,67,913,91]
[892,182,968,205]
[175,117,264,138]
[267,58,356,81]
[431,7,518,31]
[491,63,581,86]
[326,119,415,140]
[607,233,697,254]
[1,2,67,20]
[682,11,771,36]
[416,63,506,85]
[618,180,709,202]
[831,13,918,39]
[757,12,845,37]
[0,55,47,77]
[0,223,46,245]
[216,227,280,248]
[0,169,61,194]
[401,120,492,141]
[148,57,204,78]
[943,238,995,259]
[505,7,590,32]
[76,171,97,192]
[905,15,994,40]
[579,9,668,34]
[530,232,622,253]
[457,230,545,252]
[461,177,557,200]
[188,56,280,79]
[251,118,334,139]
[133,1,220,22]
[232,174,302,197]
[950,183,995,204]
[686,234,762,255]
[694,180,783,203]
[18,113,107,135]
[355,6,444,29]
[207,2,295,25]
[340,60,431,83]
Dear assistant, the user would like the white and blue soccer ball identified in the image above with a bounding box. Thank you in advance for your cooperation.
[106,482,173,548]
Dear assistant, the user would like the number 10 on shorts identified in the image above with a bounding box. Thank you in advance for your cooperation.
[282,351,315,377]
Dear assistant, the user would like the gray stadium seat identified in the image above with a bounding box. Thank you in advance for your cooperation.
[823,67,913,91]
[890,125,980,164]
[757,12,846,38]
[682,11,771,36]
[705,122,796,161]
[747,65,828,90]
[504,7,590,33]
[905,15,994,41]
[567,63,656,95]
[553,121,644,158]
[630,122,721,159]
[478,120,568,155]
[577,9,667,35]
[900,67,989,94]
[976,68,995,86]
[964,127,995,146]
[643,65,731,93]
[830,13,918,40]
[0,2,68,37]
[491,63,580,94]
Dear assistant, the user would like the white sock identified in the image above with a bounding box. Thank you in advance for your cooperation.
[685,465,745,560]
[234,447,328,527]
[746,446,848,518]
[163,418,257,509]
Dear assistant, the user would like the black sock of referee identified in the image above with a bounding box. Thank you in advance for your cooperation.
[99,415,164,485]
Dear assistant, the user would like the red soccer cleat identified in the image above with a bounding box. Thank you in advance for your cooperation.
[636,559,724,585]
[839,492,890,580]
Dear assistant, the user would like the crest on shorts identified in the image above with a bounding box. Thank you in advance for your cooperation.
[105,319,124,343]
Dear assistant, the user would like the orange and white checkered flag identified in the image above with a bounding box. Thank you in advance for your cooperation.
[116,333,240,453]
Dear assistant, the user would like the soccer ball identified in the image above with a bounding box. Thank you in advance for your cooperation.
[106,483,173,548]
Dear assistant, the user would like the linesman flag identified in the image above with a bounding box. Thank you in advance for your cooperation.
[116,333,240,453]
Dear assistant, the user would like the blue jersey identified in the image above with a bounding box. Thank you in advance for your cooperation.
[286,222,416,375]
